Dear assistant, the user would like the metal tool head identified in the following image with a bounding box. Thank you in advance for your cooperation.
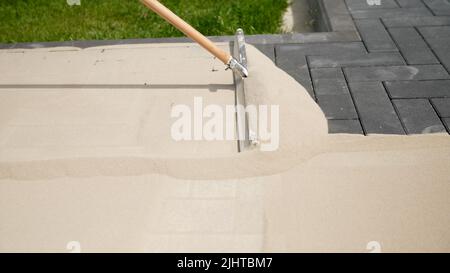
[232,29,251,151]
[227,57,249,78]
[231,28,248,78]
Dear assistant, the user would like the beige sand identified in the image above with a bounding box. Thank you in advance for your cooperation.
[0,43,237,159]
[0,44,449,252]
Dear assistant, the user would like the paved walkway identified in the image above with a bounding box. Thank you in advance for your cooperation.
[255,0,450,135]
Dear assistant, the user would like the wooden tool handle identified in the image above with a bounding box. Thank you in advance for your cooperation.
[141,0,232,64]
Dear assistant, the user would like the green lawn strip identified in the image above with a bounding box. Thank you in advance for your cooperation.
[0,0,288,43]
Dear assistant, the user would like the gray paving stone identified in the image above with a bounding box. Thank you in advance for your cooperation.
[311,68,358,119]
[276,43,367,98]
[0,43,15,49]
[308,52,405,67]
[344,65,450,82]
[355,19,398,52]
[388,27,439,64]
[385,80,450,98]
[274,53,315,98]
[314,79,350,95]
[351,7,432,19]
[443,118,450,132]
[1,31,360,51]
[260,31,362,44]
[348,82,405,134]
[281,67,315,99]
[310,68,344,80]
[419,26,450,71]
[276,70,312,99]
[345,0,398,10]
[418,26,450,45]
[276,48,309,71]
[431,98,450,117]
[383,16,450,27]
[317,94,359,119]
[423,0,450,15]
[396,0,426,7]
[328,119,364,134]
[314,80,358,118]
[419,26,450,44]
[302,80,316,99]
[393,99,446,134]
[312,69,349,96]
[276,43,367,60]
[322,0,359,32]
[254,44,275,62]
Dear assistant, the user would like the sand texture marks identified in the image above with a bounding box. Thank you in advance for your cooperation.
[0,43,238,162]
[0,44,449,252]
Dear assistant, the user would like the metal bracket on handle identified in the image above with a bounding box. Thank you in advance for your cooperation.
[227,57,248,78]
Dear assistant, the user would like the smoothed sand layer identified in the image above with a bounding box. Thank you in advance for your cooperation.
[0,44,448,252]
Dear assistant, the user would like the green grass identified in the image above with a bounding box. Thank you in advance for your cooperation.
[0,0,289,43]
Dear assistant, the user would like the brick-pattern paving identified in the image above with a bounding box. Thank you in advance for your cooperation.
[257,0,450,135]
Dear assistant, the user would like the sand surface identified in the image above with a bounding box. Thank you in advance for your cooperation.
[0,43,237,159]
[0,44,449,252]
